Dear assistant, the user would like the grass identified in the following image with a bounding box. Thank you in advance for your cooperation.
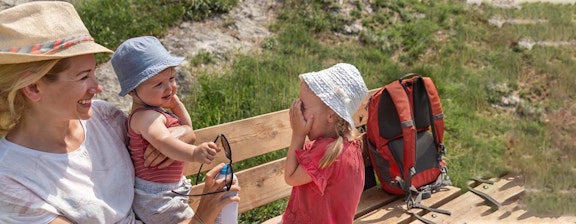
[75,0,576,221]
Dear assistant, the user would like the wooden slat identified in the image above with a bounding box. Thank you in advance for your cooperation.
[440,176,576,223]
[353,89,378,128]
[409,174,525,224]
[183,110,292,175]
[354,186,461,224]
[491,204,576,223]
[188,158,291,213]
[355,186,400,219]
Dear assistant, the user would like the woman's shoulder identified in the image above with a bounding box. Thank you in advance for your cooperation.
[88,100,128,138]
[91,100,128,123]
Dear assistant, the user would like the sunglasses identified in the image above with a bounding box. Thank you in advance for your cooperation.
[172,134,233,197]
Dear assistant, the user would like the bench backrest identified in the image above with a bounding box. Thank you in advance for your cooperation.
[185,89,378,213]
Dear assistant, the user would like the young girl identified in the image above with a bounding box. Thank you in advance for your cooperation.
[283,63,369,224]
[111,36,222,224]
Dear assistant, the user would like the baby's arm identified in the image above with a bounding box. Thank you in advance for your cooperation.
[168,124,196,144]
[143,95,196,168]
[284,99,313,186]
[132,110,219,163]
[166,94,193,128]
[143,125,196,168]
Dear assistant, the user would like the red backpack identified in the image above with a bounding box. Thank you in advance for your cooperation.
[366,73,452,214]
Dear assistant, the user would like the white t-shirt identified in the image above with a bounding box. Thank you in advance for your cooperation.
[0,100,141,224]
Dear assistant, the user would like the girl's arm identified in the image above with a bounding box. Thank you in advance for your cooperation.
[285,135,313,186]
[132,110,218,163]
[284,99,313,186]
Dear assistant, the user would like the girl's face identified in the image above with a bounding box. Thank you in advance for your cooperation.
[299,82,337,140]
[132,68,177,107]
[34,54,101,121]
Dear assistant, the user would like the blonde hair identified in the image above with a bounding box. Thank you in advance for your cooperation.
[0,59,62,135]
[318,116,364,169]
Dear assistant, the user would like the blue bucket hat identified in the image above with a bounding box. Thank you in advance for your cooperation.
[111,36,184,96]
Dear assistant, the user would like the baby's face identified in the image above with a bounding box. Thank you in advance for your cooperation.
[133,67,177,107]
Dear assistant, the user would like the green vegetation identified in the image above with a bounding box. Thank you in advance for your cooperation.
[76,0,576,221]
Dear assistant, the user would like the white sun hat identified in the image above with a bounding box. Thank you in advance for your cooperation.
[299,63,368,128]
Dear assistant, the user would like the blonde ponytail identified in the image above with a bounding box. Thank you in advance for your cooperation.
[319,118,364,168]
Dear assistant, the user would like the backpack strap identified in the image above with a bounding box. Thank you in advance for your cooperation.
[467,178,501,210]
[419,76,452,190]
[386,80,417,191]
[408,186,452,220]
[421,77,446,155]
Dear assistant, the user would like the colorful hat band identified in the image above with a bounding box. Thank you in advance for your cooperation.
[0,34,94,55]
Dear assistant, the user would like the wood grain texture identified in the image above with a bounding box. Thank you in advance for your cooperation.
[355,186,461,224]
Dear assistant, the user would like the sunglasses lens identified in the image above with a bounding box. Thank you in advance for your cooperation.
[226,163,233,190]
[220,136,231,159]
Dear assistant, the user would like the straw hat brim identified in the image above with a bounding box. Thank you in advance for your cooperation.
[0,41,113,64]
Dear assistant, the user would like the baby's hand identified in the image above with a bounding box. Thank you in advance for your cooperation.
[165,94,184,110]
[194,142,220,164]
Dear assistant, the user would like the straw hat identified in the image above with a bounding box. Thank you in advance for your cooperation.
[0,1,112,64]
[111,36,184,96]
[300,63,368,129]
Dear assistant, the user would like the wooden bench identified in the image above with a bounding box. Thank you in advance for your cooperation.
[179,89,575,223]
[182,88,460,223]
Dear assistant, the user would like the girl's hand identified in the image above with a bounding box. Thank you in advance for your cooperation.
[289,99,312,138]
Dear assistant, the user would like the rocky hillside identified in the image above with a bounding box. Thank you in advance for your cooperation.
[1,0,281,112]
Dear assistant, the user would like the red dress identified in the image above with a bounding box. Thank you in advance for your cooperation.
[282,137,365,224]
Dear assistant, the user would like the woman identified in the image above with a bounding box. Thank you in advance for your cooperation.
[0,2,239,223]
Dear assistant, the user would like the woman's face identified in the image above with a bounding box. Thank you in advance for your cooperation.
[35,54,101,121]
[132,67,177,107]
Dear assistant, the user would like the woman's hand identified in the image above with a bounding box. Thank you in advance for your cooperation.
[143,145,174,168]
[193,163,241,223]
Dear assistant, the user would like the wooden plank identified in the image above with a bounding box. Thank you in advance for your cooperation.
[473,198,576,223]
[183,110,292,175]
[352,88,378,128]
[409,174,525,224]
[354,186,461,224]
[355,186,401,219]
[188,158,291,213]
